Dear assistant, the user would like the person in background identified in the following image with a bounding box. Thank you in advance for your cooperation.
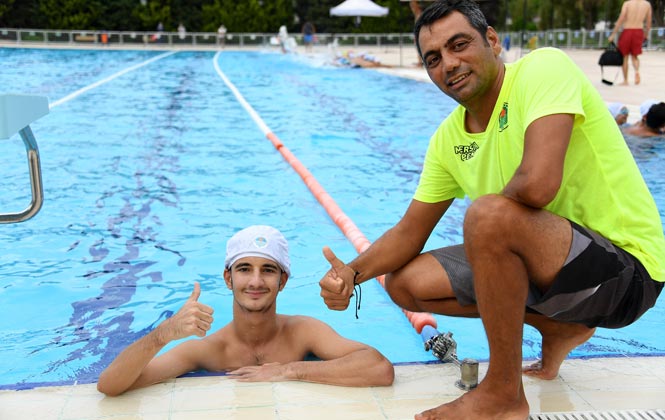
[302,21,316,53]
[608,102,629,126]
[318,1,664,419]
[153,22,164,43]
[623,100,665,137]
[97,225,394,397]
[217,24,227,48]
[277,25,291,53]
[608,0,652,85]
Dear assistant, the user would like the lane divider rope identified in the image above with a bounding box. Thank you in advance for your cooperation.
[50,51,178,109]
[213,51,437,334]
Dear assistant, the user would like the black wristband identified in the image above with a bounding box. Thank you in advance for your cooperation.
[352,270,360,285]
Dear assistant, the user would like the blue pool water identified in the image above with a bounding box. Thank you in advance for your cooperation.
[1,48,664,390]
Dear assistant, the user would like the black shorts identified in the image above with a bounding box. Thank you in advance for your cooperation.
[428,221,663,328]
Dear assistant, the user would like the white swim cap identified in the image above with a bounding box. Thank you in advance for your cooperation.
[640,99,658,118]
[608,102,627,118]
[225,225,290,276]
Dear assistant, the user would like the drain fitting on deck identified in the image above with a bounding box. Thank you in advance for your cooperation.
[422,326,479,391]
[456,358,479,390]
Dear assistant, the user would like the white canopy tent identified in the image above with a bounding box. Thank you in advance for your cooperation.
[330,0,389,25]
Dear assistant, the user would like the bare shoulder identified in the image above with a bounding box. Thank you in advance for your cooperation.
[278,314,340,341]
[279,314,330,330]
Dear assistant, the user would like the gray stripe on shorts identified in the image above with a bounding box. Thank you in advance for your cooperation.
[529,227,598,317]
[529,284,601,317]
[562,228,591,266]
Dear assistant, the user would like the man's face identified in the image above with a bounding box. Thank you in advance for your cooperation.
[224,256,286,313]
[418,11,501,106]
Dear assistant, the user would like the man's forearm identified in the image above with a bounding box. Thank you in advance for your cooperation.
[96,327,169,396]
[285,349,394,387]
[349,225,425,285]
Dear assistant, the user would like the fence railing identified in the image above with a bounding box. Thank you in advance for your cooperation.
[1,27,663,66]
[503,27,665,50]
[0,28,415,50]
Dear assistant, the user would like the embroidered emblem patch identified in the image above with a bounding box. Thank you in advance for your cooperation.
[499,102,509,132]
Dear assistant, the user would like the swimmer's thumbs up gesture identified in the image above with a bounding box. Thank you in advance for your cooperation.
[160,282,214,341]
[319,246,356,310]
[97,281,215,396]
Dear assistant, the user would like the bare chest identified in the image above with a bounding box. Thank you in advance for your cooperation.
[207,339,307,371]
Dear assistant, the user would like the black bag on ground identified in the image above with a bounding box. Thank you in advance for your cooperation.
[598,42,623,85]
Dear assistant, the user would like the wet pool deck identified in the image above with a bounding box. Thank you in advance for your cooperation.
[1,42,664,419]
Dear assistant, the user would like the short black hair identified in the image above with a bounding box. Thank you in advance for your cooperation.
[645,102,665,131]
[414,0,489,59]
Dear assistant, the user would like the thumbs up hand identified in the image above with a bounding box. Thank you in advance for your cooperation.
[159,282,215,342]
[319,246,356,311]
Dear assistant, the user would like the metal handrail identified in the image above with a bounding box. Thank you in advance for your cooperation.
[0,94,49,224]
[0,126,44,223]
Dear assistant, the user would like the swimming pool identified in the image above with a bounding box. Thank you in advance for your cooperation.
[1,48,664,391]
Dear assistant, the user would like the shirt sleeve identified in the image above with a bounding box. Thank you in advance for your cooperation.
[516,48,586,129]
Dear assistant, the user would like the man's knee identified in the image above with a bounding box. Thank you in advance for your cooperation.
[384,271,419,311]
[464,194,517,239]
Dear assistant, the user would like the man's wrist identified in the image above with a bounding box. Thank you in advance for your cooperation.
[151,322,172,347]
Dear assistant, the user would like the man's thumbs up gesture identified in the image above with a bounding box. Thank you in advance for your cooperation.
[160,282,214,341]
[319,246,356,311]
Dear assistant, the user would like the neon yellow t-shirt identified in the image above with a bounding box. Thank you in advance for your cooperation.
[414,48,665,281]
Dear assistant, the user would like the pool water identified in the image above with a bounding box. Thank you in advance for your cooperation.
[1,48,663,390]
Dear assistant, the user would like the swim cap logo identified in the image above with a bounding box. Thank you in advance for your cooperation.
[454,142,479,161]
[499,102,509,132]
[253,236,268,248]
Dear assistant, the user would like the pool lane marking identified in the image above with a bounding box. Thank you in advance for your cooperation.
[212,51,437,334]
[50,51,178,109]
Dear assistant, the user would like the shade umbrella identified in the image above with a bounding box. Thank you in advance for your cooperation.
[330,0,389,25]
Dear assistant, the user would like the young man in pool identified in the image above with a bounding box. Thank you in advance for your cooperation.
[317,1,665,419]
[623,100,665,137]
[97,225,394,397]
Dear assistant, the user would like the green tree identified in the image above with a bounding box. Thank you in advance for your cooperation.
[95,0,143,31]
[652,0,664,26]
[202,0,293,33]
[39,0,103,29]
[0,0,16,25]
[0,0,662,33]
[0,0,45,28]
[133,0,172,31]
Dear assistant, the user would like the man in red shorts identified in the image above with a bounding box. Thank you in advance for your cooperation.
[608,0,652,85]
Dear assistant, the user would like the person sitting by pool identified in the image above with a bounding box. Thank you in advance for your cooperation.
[623,100,665,137]
[332,50,392,69]
[608,102,629,126]
[97,225,394,397]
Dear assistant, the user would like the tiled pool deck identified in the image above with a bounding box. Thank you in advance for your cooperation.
[1,357,664,419]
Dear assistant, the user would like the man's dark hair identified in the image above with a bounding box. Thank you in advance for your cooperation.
[414,0,489,59]
[645,102,665,131]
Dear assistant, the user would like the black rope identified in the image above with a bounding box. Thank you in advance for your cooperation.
[353,270,362,319]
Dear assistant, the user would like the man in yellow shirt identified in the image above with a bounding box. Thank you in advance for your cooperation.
[318,1,664,419]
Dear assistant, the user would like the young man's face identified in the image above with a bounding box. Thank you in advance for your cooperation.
[418,11,501,106]
[224,256,287,313]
